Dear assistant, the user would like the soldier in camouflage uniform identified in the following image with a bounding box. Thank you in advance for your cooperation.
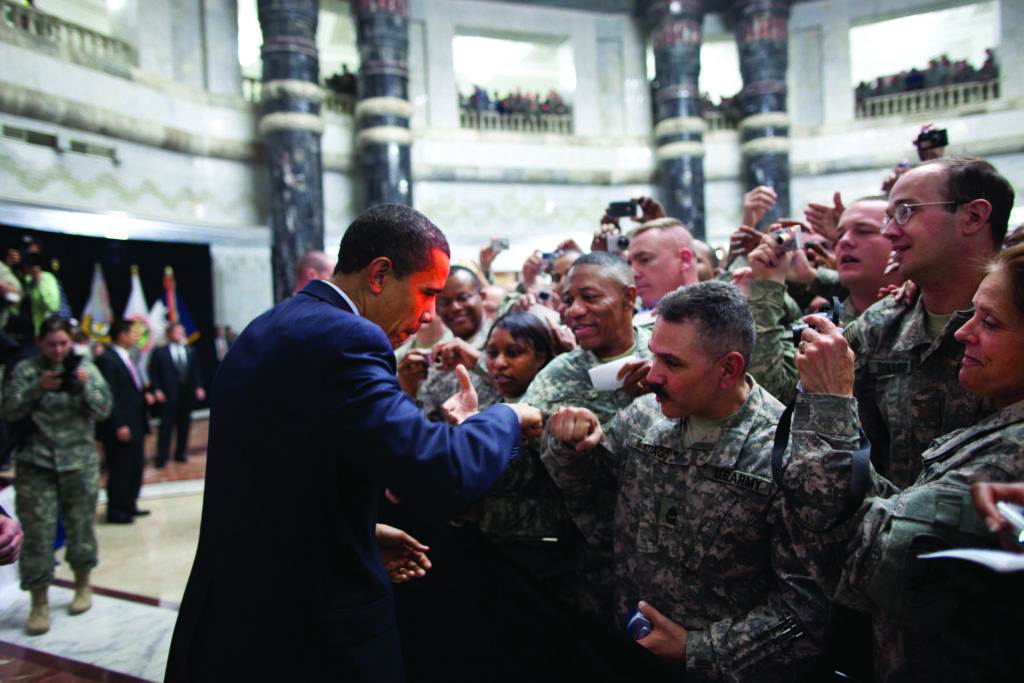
[2,316,112,635]
[744,197,898,405]
[543,282,826,681]
[781,244,1024,681]
[397,266,499,420]
[522,252,653,619]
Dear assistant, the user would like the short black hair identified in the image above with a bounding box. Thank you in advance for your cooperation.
[448,265,482,291]
[336,204,450,279]
[568,251,635,286]
[656,281,756,367]
[925,156,1016,245]
[109,319,134,342]
[38,315,72,340]
[487,311,559,366]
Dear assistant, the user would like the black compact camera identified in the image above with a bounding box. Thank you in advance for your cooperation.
[791,297,845,345]
[916,127,948,152]
[59,352,85,393]
[607,200,639,219]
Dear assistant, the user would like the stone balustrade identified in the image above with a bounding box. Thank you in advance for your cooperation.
[0,0,137,71]
[459,109,573,135]
[856,78,1000,119]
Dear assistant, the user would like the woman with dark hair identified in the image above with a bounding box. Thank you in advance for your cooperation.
[2,315,111,635]
[482,311,558,402]
[783,242,1024,680]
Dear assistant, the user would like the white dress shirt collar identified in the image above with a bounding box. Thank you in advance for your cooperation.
[319,279,361,317]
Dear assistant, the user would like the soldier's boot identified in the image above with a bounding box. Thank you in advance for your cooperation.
[69,571,92,615]
[26,587,49,635]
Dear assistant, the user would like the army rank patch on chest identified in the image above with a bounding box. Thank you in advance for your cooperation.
[705,466,772,495]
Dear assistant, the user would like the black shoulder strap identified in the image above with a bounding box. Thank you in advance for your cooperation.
[771,399,872,533]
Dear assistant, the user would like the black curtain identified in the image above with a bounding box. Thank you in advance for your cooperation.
[2,226,217,395]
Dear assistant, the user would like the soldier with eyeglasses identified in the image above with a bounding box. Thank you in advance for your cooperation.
[844,156,1015,489]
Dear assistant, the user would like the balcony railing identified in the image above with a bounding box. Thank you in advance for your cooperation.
[459,109,573,135]
[856,79,1000,119]
[705,110,738,131]
[0,0,137,70]
[242,76,354,115]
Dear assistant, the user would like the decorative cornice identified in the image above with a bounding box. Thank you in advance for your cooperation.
[355,96,413,120]
[257,111,325,136]
[654,116,707,138]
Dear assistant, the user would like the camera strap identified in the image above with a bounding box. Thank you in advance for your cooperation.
[771,400,872,533]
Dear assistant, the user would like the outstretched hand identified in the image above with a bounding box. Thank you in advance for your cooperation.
[547,406,603,452]
[0,515,23,565]
[804,192,845,244]
[441,365,479,425]
[376,523,431,583]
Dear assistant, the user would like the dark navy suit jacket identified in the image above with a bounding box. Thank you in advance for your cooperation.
[165,280,520,682]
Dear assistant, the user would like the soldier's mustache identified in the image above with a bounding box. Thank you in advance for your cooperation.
[649,383,668,399]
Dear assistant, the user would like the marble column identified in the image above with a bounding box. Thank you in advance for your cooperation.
[353,0,413,210]
[257,0,325,303]
[642,0,706,239]
[733,0,791,227]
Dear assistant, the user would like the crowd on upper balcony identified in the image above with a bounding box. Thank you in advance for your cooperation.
[855,48,999,103]
[460,86,572,117]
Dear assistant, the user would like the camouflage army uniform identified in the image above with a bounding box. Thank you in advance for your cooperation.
[783,393,1024,682]
[463,392,579,585]
[2,354,112,590]
[542,379,827,682]
[416,326,499,422]
[746,279,856,406]
[523,323,653,619]
[844,295,993,488]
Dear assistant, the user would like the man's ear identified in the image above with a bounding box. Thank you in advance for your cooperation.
[718,351,746,388]
[623,284,638,309]
[366,257,393,295]
[959,198,993,239]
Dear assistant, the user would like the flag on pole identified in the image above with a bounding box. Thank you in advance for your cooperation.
[80,263,113,343]
[163,266,200,344]
[123,265,154,382]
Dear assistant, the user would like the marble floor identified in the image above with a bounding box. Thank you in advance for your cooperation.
[0,420,208,681]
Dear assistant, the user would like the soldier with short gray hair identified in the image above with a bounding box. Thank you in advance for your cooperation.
[543,281,826,681]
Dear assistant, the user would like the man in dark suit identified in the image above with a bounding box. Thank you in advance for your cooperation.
[96,320,152,524]
[148,322,205,467]
[166,205,541,682]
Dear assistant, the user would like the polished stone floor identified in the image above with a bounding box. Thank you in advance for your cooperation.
[0,420,208,681]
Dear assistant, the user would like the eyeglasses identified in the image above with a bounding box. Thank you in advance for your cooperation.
[883,201,959,227]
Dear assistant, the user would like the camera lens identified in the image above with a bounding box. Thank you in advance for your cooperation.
[616,236,630,249]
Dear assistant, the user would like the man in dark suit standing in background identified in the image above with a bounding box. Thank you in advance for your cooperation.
[166,205,541,682]
[148,322,205,467]
[96,320,152,524]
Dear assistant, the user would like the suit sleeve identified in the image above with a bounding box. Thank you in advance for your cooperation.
[323,325,521,514]
[96,355,127,431]
[148,351,164,394]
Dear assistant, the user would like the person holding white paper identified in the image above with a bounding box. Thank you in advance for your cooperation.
[781,241,1024,681]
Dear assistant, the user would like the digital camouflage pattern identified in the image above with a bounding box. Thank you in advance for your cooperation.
[542,380,828,682]
[844,294,994,488]
[2,354,112,471]
[3,354,111,591]
[783,393,1024,682]
[416,326,498,422]
[523,324,652,619]
[15,461,100,590]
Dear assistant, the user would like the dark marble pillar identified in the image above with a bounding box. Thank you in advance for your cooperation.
[733,0,791,226]
[352,0,412,210]
[257,0,325,303]
[642,0,706,239]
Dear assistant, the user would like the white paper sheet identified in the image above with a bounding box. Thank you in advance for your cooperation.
[919,548,1024,573]
[588,356,639,391]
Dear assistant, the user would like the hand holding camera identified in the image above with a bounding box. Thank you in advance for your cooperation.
[431,338,481,372]
[794,314,855,397]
